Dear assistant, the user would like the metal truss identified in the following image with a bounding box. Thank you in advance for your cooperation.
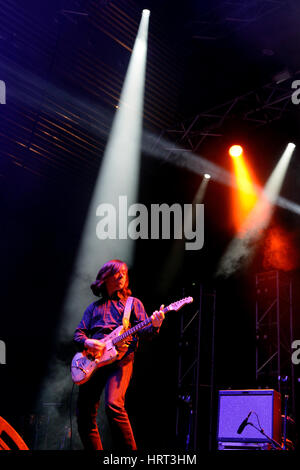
[159,70,300,155]
[255,270,295,417]
[176,284,216,452]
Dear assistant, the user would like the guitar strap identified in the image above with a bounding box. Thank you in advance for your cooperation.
[122,296,133,330]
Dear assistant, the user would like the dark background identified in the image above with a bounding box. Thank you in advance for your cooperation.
[1,0,300,452]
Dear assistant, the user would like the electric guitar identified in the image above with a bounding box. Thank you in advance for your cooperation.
[71,296,193,385]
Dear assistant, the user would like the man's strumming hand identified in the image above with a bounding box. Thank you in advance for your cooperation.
[84,339,105,358]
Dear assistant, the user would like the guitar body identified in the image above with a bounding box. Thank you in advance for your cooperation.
[71,325,126,385]
[71,296,193,385]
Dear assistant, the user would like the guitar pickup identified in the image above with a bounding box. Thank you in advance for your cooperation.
[74,361,87,374]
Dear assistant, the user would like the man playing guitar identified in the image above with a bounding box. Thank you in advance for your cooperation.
[73,259,165,450]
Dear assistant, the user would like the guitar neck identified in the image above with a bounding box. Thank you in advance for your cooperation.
[112,306,168,346]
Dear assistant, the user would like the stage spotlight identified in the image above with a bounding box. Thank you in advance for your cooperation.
[156,173,209,294]
[216,143,296,278]
[263,143,295,204]
[38,9,150,430]
[229,145,243,158]
[230,147,258,231]
[143,132,300,216]
[60,7,151,329]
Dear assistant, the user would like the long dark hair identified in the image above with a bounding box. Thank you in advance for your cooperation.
[90,259,132,298]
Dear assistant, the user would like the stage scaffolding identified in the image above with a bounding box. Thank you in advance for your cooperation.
[175,284,216,452]
[255,270,296,418]
[151,69,300,158]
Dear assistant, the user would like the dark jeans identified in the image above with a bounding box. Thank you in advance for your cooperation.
[76,353,137,450]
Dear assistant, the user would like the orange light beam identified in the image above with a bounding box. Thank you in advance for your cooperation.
[231,152,258,231]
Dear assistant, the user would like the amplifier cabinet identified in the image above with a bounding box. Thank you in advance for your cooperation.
[217,389,281,446]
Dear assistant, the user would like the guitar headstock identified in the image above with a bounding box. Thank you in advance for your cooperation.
[165,296,193,312]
